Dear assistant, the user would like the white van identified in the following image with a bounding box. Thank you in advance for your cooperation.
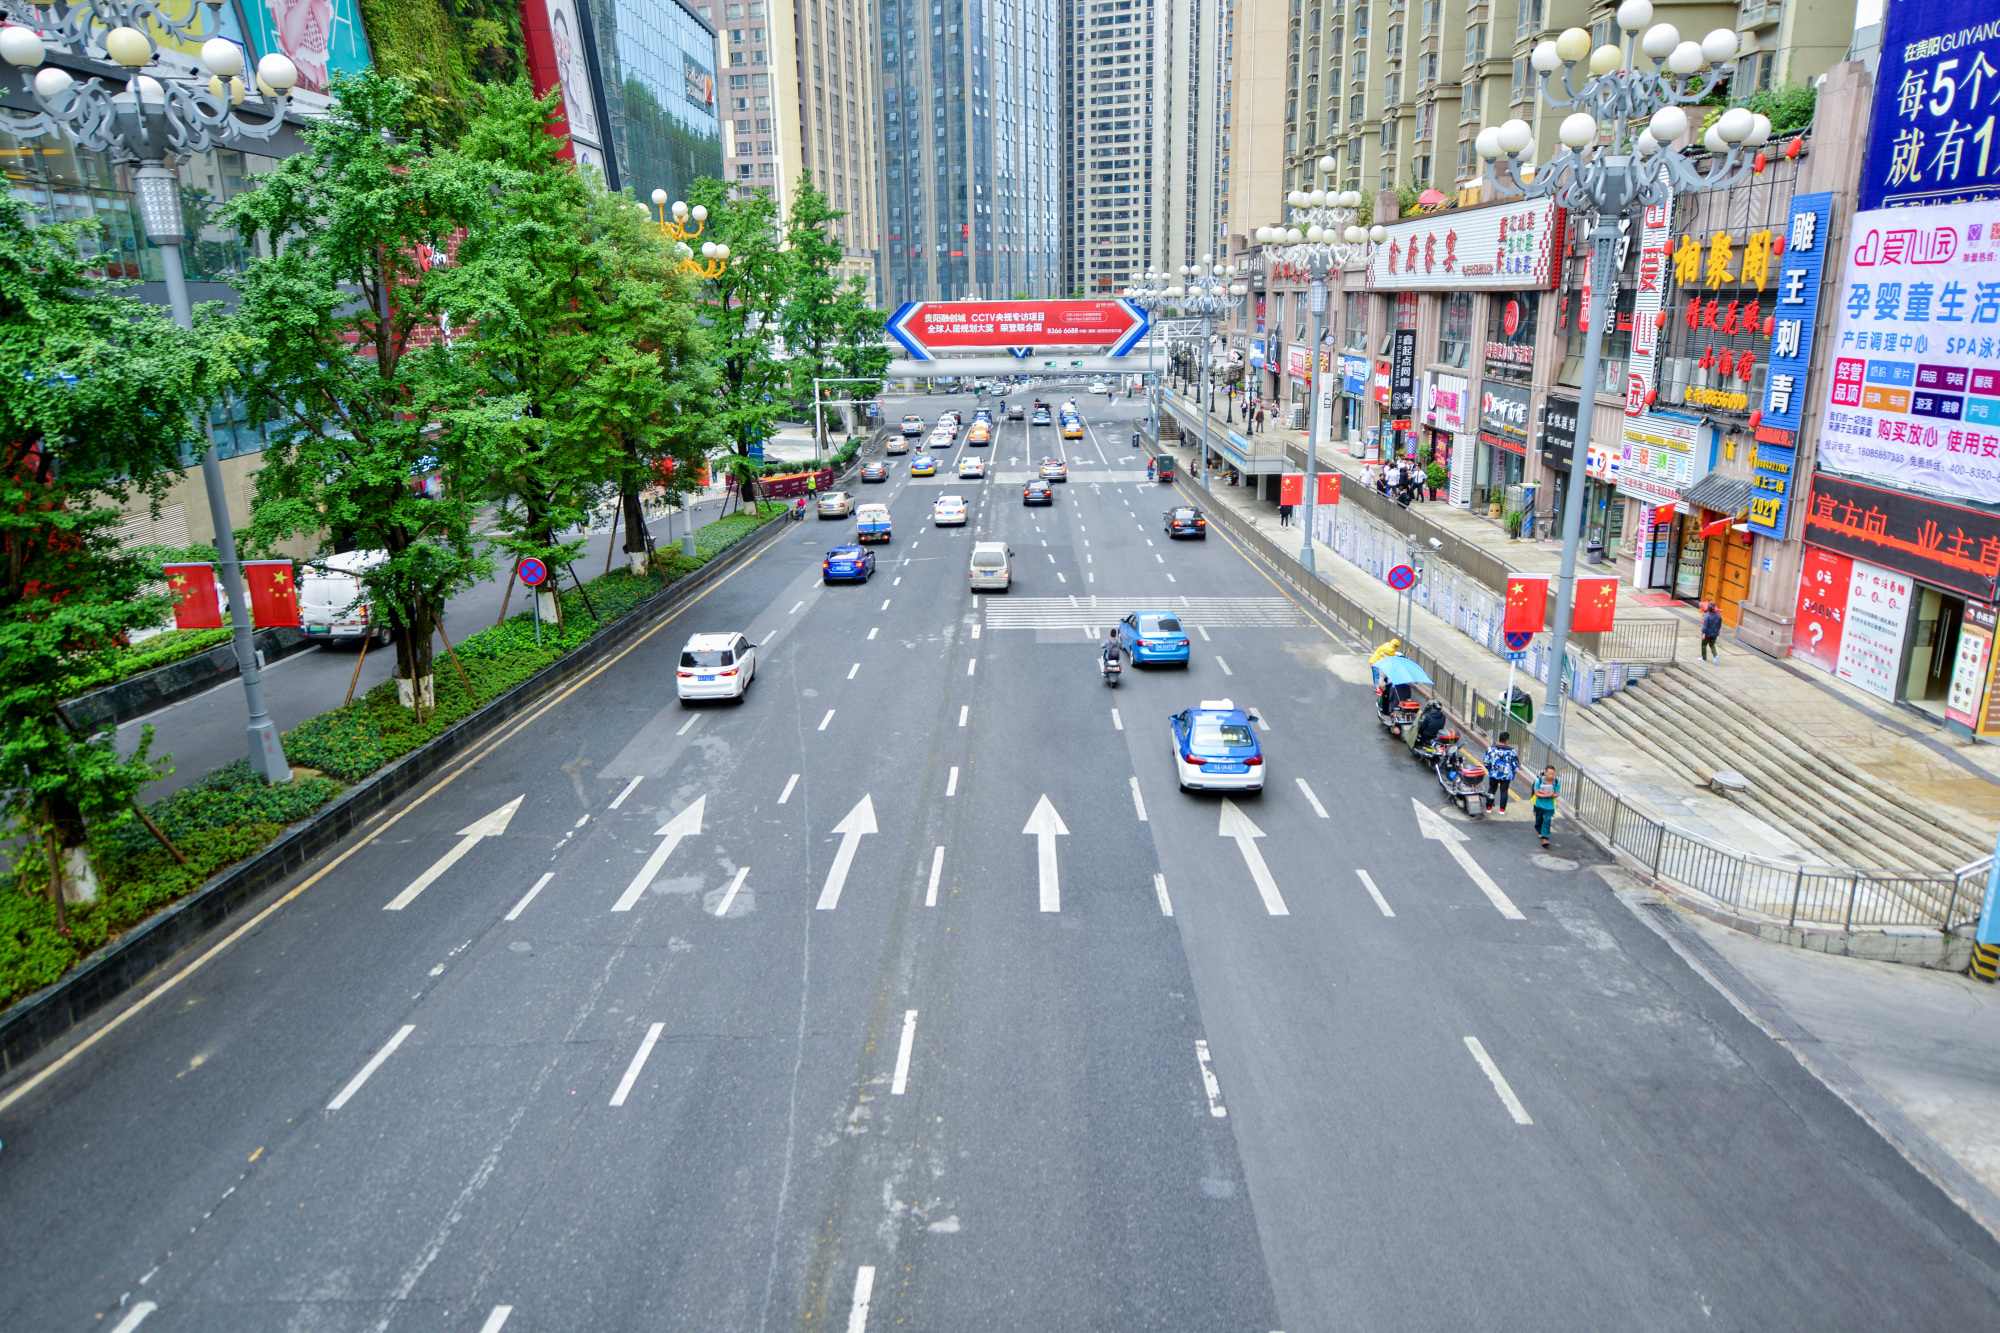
[969,541,1012,592]
[300,550,388,646]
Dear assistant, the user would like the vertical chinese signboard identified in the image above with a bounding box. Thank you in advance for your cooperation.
[1858,0,2000,211]
[1747,191,1835,540]
[1947,600,1997,731]
[1627,172,1675,415]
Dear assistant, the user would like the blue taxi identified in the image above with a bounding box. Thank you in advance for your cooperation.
[822,545,876,583]
[1170,699,1264,792]
[1113,610,1192,665]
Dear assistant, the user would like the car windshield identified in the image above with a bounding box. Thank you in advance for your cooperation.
[682,649,734,667]
[1193,722,1254,749]
[971,552,1006,568]
[1143,617,1184,633]
[1173,509,1197,520]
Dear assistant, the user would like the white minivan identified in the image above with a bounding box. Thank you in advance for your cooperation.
[969,541,1012,592]
[300,550,388,646]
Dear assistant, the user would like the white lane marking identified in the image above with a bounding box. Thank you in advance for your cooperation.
[891,1010,919,1095]
[613,798,705,911]
[778,773,800,804]
[926,846,945,906]
[1295,778,1329,818]
[1111,708,1123,731]
[1057,572,1067,583]
[328,1025,415,1110]
[1219,800,1288,916]
[847,1266,877,1333]
[880,598,891,610]
[946,766,960,796]
[1412,797,1525,919]
[384,796,523,911]
[1129,775,1148,822]
[1089,573,1094,582]
[505,873,555,922]
[610,1022,666,1106]
[818,709,836,731]
[676,715,699,736]
[789,601,804,614]
[966,658,978,676]
[1215,656,1233,676]
[1154,553,1164,563]
[971,623,982,639]
[1356,868,1395,917]
[110,1304,159,1333]
[867,627,879,639]
[1167,573,1177,583]
[1154,873,1174,916]
[1024,794,1069,912]
[1196,625,1211,641]
[848,663,860,679]
[477,1307,514,1333]
[715,866,751,916]
[1195,1039,1228,1117]
[608,774,643,809]
[893,576,902,585]
[958,705,968,727]
[1465,1036,1534,1125]
[815,795,879,909]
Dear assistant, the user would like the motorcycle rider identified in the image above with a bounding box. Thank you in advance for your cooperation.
[1414,700,1448,752]
[1101,632,1122,677]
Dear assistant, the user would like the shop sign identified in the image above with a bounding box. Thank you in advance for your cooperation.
[1389,330,1418,416]
[1804,472,2000,600]
[1249,338,1266,370]
[1366,198,1567,291]
[1759,192,1835,436]
[1627,172,1676,415]
[1840,559,1916,701]
[1948,600,1997,728]
[1342,355,1370,396]
[1748,439,1799,539]
[1538,394,1580,472]
[1479,378,1531,454]
[1790,545,1853,672]
[1256,295,1267,334]
[1615,411,1702,500]
[1859,0,2000,211]
[1483,293,1539,371]
[1374,359,1392,404]
[1815,198,2000,507]
[1424,371,1469,432]
[1287,345,1312,379]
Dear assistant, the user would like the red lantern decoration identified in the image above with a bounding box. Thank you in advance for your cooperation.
[1749,410,1762,430]
[1771,235,1785,256]
[1763,315,1775,336]
[1753,152,1767,173]
[1655,310,1668,329]
[1785,137,1802,159]
[1645,388,1658,406]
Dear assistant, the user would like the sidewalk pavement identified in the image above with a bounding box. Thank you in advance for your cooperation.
[1161,396,2000,863]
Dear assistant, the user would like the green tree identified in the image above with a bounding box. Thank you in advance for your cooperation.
[0,196,217,906]
[225,71,496,710]
[780,172,888,445]
[688,178,790,466]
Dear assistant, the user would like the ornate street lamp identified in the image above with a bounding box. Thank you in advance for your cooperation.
[1121,271,1171,450]
[1476,0,1762,745]
[1170,257,1237,490]
[1256,156,1375,571]
[2,4,299,782]
[647,189,730,279]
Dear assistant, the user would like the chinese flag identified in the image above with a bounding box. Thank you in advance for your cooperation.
[1652,503,1675,530]
[1279,473,1304,506]
[1573,576,1618,632]
[1699,512,1741,538]
[1504,576,1548,634]
[1318,472,1342,506]
[163,563,223,630]
[244,560,301,629]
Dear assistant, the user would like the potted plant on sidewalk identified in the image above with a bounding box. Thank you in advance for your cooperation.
[1425,461,1448,501]
[1504,508,1525,540]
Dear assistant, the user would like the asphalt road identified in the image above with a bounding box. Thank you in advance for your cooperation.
[6,385,1999,1332]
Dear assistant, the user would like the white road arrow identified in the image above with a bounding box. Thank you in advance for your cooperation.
[612,796,707,912]
[1023,794,1070,912]
[1412,797,1525,919]
[1219,799,1288,916]
[385,796,523,911]
[815,794,878,910]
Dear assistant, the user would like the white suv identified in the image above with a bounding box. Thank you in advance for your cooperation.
[677,632,757,702]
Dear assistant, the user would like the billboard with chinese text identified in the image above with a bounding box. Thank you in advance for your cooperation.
[1859,0,2000,211]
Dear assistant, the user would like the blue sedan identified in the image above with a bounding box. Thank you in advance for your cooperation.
[1114,610,1191,665]
[822,545,876,583]
[1171,700,1264,792]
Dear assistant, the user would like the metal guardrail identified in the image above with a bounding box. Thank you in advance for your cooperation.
[1194,486,1986,936]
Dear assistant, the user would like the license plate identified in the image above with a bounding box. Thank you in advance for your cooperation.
[699,676,715,682]
[1206,763,1247,774]
[307,624,329,634]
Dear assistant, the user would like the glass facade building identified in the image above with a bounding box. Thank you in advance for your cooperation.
[592,0,726,206]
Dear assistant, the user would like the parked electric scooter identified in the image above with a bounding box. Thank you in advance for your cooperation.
[1434,743,1488,818]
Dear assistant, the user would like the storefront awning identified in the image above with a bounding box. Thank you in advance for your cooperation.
[1680,471,1756,517]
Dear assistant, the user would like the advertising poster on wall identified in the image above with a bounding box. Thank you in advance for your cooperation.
[523,0,611,177]
[239,0,373,101]
[1424,371,1468,432]
[1947,601,1996,729]
[1790,545,1853,672]
[1814,199,2000,507]
[1836,559,1916,701]
[1615,411,1703,505]
[1858,0,2000,211]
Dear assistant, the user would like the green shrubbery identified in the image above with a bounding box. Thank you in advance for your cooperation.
[59,626,236,696]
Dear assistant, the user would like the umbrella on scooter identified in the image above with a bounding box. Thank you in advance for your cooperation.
[1371,655,1433,687]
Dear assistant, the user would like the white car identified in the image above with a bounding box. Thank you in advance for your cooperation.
[957,456,986,478]
[933,494,969,525]
[677,632,757,702]
[1089,380,1109,394]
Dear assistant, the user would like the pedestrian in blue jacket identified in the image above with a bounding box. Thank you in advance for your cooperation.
[1483,732,1519,813]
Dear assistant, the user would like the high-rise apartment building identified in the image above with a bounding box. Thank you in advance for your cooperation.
[878,0,1065,303]
[1226,0,1289,243]
[696,0,883,301]
[1063,0,1157,294]
[1157,0,1232,273]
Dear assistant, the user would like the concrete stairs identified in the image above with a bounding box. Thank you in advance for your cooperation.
[1593,664,1990,876]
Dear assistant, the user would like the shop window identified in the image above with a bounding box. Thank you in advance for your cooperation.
[1437,291,1472,367]
[1558,286,1636,393]
[1483,291,1537,381]
[1344,290,1367,349]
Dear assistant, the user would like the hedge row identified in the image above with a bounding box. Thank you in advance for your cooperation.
[1,505,784,1010]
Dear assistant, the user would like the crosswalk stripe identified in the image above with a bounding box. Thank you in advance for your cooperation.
[983,596,1309,629]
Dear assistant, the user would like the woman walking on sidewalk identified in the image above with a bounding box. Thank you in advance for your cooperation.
[1700,601,1723,661]
[1532,765,1560,847]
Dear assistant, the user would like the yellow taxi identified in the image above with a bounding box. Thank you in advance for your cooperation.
[909,454,939,476]
[1062,417,1083,440]
[968,422,992,445]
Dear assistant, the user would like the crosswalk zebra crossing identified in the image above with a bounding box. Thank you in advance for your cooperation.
[982,596,1313,630]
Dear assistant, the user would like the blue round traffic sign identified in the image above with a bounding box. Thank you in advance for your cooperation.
[1386,564,1416,591]
[1504,629,1534,651]
[517,557,548,587]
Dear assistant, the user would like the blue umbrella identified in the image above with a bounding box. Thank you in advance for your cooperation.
[1372,655,1433,687]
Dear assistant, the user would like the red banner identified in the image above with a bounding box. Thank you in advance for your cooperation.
[244,560,301,629]
[1504,576,1547,634]
[1790,546,1852,672]
[164,563,223,630]
[1279,474,1304,506]
[891,300,1143,352]
[1318,473,1342,506]
[1572,576,1618,632]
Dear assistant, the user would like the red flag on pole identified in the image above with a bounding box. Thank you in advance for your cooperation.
[1279,473,1304,506]
[163,563,223,630]
[1317,472,1341,506]
[1573,576,1619,632]
[1652,503,1675,529]
[1698,512,1741,538]
[243,560,301,628]
[1504,576,1548,634]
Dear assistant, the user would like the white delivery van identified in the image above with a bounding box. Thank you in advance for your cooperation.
[969,541,1012,592]
[300,549,389,646]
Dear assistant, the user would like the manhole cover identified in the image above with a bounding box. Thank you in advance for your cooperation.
[1530,853,1579,871]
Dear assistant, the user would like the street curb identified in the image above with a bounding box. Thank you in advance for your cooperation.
[0,512,790,1082]
[63,626,317,732]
